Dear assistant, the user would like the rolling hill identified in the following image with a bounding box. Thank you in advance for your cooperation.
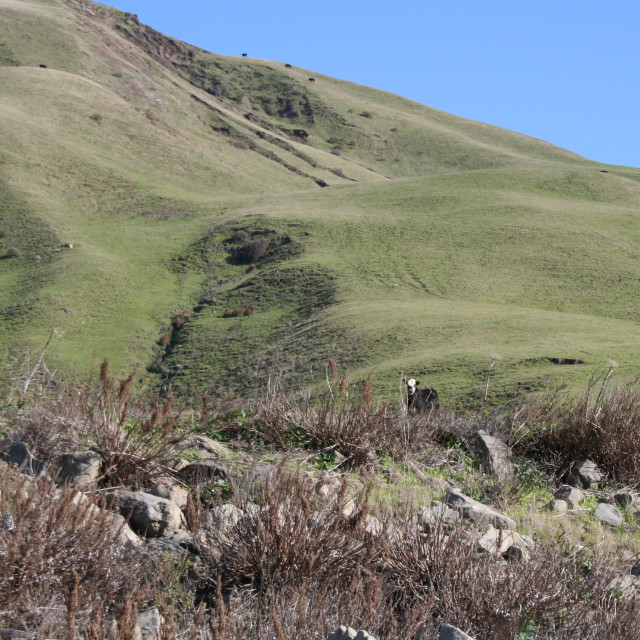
[2,0,640,405]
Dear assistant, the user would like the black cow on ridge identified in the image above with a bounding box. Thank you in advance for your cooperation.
[406,378,439,413]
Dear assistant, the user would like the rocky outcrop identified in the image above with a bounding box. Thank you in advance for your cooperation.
[148,484,189,510]
[477,524,532,562]
[554,484,584,508]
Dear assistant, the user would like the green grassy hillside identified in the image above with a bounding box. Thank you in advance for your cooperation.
[2,0,640,405]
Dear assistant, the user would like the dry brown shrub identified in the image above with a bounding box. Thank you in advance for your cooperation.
[15,361,188,489]
[251,381,444,468]
[188,465,640,639]
[0,471,146,635]
[509,371,640,483]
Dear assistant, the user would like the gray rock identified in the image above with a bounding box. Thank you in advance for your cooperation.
[136,607,163,639]
[444,489,516,529]
[108,607,163,640]
[148,484,189,510]
[210,503,243,532]
[110,511,143,547]
[177,461,229,485]
[554,484,584,507]
[477,524,530,561]
[162,528,197,552]
[504,544,527,563]
[412,503,460,531]
[614,490,635,508]
[606,574,640,601]
[57,450,102,488]
[107,490,185,537]
[364,514,383,537]
[315,472,355,516]
[438,624,476,640]
[146,536,189,558]
[595,502,623,527]
[183,434,231,459]
[566,459,602,489]
[0,440,43,476]
[327,627,377,640]
[0,629,28,639]
[548,499,569,514]
[471,430,513,481]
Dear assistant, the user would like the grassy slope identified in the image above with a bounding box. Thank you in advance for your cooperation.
[2,0,640,405]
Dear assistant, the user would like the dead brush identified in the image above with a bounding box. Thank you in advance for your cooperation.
[189,475,640,639]
[197,467,371,599]
[509,370,640,484]
[65,359,187,489]
[0,469,148,635]
[253,385,444,468]
[381,522,640,639]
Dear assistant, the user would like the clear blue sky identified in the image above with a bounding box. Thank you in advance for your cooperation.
[106,0,640,168]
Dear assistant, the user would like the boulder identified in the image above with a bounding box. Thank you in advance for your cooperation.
[57,450,102,488]
[444,489,516,529]
[148,484,189,510]
[107,490,185,537]
[565,459,602,489]
[547,499,569,514]
[110,511,143,547]
[438,624,476,640]
[161,528,197,552]
[107,607,163,640]
[0,440,43,476]
[471,431,513,481]
[412,503,460,531]
[364,514,383,537]
[315,472,355,516]
[595,502,623,527]
[606,574,640,601]
[210,503,243,532]
[554,484,584,508]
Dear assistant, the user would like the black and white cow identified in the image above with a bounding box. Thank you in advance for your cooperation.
[406,378,439,413]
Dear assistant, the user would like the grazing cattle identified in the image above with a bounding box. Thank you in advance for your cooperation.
[406,378,439,413]
[285,63,292,68]
[242,53,248,57]
[308,77,315,82]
